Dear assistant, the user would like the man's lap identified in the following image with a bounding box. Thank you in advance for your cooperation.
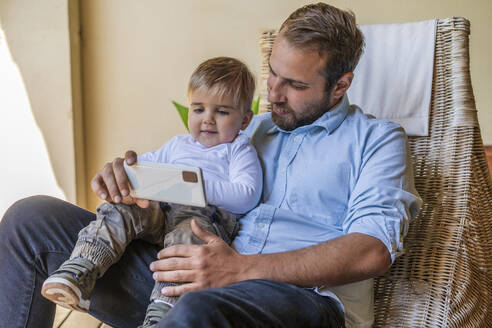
[160,279,345,328]
[0,196,344,328]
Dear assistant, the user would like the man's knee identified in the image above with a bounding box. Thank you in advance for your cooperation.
[0,196,59,259]
[0,195,92,252]
[1,195,57,238]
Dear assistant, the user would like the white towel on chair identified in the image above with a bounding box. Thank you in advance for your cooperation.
[347,19,437,136]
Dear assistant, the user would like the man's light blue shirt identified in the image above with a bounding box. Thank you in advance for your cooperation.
[232,95,421,327]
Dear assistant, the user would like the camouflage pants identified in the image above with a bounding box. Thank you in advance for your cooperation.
[70,201,239,305]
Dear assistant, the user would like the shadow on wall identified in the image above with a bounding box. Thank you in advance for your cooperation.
[0,26,65,218]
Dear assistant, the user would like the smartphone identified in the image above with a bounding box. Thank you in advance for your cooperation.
[123,160,207,207]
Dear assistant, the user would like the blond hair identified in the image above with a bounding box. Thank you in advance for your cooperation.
[280,2,364,90]
[188,57,255,113]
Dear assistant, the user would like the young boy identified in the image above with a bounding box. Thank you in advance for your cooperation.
[41,57,262,327]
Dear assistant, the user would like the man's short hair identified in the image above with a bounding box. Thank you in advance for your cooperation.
[188,57,256,113]
[279,2,364,91]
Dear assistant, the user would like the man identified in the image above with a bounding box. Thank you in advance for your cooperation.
[0,3,420,328]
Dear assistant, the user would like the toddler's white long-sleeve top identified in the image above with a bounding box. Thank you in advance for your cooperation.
[138,134,262,214]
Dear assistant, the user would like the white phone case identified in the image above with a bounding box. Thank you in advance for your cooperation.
[124,161,207,207]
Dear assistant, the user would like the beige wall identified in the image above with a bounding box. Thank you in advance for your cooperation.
[0,0,85,209]
[2,1,488,212]
[80,0,492,209]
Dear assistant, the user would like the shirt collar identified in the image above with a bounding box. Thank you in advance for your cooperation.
[266,94,350,135]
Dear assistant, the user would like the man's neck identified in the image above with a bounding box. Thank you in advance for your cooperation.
[328,95,343,110]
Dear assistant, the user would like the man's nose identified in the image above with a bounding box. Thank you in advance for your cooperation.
[267,78,286,104]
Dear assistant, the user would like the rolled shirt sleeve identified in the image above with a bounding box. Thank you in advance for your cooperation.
[343,122,422,262]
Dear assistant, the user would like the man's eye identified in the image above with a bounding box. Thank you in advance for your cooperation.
[291,84,308,90]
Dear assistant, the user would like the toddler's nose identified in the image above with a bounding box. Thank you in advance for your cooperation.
[203,112,215,124]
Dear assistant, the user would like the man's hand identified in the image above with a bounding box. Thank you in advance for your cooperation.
[91,150,150,208]
[150,219,247,296]
[150,221,391,298]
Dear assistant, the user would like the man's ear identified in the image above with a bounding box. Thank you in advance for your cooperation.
[331,72,354,102]
[241,110,254,130]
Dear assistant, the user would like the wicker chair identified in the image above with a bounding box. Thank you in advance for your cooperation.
[258,17,491,328]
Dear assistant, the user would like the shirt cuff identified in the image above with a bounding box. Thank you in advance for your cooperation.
[346,216,404,263]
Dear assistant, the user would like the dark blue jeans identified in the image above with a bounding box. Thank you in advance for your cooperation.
[0,196,345,328]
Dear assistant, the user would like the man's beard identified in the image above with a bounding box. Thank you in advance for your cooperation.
[271,93,332,131]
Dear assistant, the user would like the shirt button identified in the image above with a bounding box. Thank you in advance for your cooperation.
[294,136,301,142]
[281,168,286,173]
[257,223,265,228]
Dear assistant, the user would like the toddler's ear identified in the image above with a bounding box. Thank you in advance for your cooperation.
[241,111,254,130]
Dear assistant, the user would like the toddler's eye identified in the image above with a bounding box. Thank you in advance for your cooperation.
[193,108,204,113]
[218,110,229,115]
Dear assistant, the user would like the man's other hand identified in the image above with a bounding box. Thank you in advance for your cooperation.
[90,150,150,208]
[150,219,246,296]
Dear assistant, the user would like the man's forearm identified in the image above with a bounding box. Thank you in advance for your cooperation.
[240,233,391,288]
[150,223,392,297]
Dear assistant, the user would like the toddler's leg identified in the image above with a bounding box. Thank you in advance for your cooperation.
[153,217,217,304]
[41,201,165,312]
[72,201,165,271]
[139,206,221,328]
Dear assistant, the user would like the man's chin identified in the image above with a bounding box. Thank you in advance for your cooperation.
[271,111,297,131]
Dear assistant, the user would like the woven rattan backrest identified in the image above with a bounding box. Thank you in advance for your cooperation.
[258,17,491,327]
